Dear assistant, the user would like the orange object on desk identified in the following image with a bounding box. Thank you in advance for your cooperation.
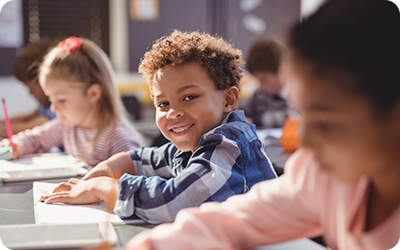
[280,115,303,152]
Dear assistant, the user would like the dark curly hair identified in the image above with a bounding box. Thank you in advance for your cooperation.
[13,38,54,84]
[139,30,244,94]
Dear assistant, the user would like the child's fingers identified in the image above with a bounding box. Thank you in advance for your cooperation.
[43,192,72,204]
[0,139,21,158]
[0,139,20,158]
[0,138,10,147]
[52,182,74,193]
[12,146,20,159]
[67,178,80,185]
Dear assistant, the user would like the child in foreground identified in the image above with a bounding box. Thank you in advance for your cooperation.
[0,36,141,166]
[0,38,56,138]
[239,38,289,128]
[40,30,277,224]
[126,0,400,249]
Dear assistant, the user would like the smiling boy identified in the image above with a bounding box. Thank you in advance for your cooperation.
[42,30,277,224]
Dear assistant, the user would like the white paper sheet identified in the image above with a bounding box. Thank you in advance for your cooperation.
[33,182,123,224]
[0,154,82,171]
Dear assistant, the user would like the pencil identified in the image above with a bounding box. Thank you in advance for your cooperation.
[2,97,15,151]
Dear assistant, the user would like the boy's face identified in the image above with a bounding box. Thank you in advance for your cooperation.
[253,71,282,96]
[153,62,230,152]
[287,56,400,183]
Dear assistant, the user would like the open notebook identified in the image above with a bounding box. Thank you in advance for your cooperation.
[0,153,88,182]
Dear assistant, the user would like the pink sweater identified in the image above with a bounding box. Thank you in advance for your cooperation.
[14,119,140,167]
[130,149,400,250]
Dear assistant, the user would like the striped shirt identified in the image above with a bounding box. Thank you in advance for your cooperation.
[114,110,277,224]
[13,119,140,167]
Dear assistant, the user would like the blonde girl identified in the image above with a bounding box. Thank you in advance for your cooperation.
[1,36,142,166]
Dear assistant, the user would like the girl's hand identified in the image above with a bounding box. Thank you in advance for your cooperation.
[0,138,21,159]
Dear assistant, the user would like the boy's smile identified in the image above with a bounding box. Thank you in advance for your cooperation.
[153,62,230,152]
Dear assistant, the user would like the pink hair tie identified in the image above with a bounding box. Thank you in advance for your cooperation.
[57,36,82,52]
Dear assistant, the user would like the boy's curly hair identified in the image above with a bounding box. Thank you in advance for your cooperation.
[139,30,244,92]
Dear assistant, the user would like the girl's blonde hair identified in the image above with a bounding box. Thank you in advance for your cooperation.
[39,37,143,148]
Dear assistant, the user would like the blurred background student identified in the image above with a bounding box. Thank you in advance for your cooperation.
[0,38,56,138]
[239,39,289,128]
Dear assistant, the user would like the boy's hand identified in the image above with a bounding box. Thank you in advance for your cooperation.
[50,160,114,195]
[41,178,101,205]
[51,178,80,193]
[40,177,119,208]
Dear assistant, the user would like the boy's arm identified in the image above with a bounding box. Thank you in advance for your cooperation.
[114,134,263,224]
[50,152,135,195]
[82,152,135,180]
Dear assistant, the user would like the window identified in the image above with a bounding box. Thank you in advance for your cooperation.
[23,0,109,54]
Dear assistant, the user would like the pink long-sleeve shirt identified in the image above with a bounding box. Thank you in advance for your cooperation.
[13,118,140,167]
[130,148,400,250]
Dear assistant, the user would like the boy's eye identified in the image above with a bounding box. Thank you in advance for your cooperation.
[158,101,169,108]
[183,95,198,101]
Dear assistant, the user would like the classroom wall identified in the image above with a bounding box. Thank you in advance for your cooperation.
[126,0,301,71]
